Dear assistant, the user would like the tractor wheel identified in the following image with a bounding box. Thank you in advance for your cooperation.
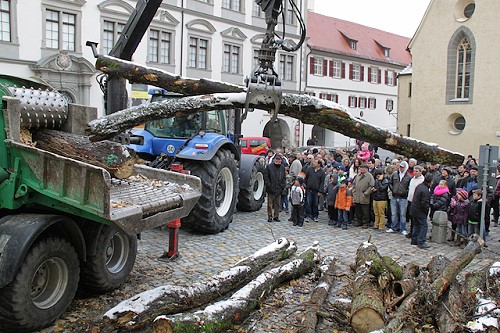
[79,226,137,293]
[0,237,79,332]
[237,159,266,211]
[183,149,239,233]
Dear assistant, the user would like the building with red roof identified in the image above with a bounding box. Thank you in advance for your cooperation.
[303,10,411,148]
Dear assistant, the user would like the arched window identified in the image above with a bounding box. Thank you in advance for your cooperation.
[446,27,475,103]
[456,37,471,99]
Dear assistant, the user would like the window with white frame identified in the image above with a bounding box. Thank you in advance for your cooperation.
[386,70,395,86]
[368,97,376,109]
[222,0,241,12]
[384,48,390,57]
[149,29,171,64]
[370,67,378,83]
[0,0,11,42]
[102,20,124,55]
[252,2,262,16]
[350,40,357,50]
[189,37,208,69]
[352,63,361,81]
[332,60,342,78]
[223,43,240,74]
[349,96,357,108]
[253,49,260,68]
[314,58,323,76]
[358,97,366,109]
[285,0,295,24]
[279,54,294,81]
[456,37,471,99]
[386,99,394,112]
[46,9,76,51]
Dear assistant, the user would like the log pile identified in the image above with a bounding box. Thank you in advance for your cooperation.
[99,236,499,333]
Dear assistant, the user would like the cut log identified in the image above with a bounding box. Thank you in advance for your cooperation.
[103,237,297,330]
[299,256,336,333]
[383,235,484,332]
[95,55,244,96]
[152,243,320,333]
[350,242,387,333]
[86,93,464,165]
[32,129,136,179]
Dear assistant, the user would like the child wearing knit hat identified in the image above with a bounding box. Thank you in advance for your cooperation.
[449,188,470,246]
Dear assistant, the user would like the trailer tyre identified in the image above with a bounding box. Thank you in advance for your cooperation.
[237,159,266,211]
[0,237,79,332]
[183,149,239,233]
[80,226,137,293]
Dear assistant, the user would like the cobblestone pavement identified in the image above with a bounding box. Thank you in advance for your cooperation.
[40,204,499,332]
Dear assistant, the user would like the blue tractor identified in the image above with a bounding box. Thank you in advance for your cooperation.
[126,89,266,233]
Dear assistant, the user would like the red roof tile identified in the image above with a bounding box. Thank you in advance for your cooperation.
[307,11,412,66]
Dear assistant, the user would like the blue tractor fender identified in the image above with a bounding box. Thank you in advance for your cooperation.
[176,133,240,162]
[0,214,86,288]
[238,154,263,189]
[127,129,155,155]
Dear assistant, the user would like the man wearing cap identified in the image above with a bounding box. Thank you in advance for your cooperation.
[464,166,479,194]
[263,154,286,222]
[352,163,375,228]
[387,160,412,235]
[288,153,302,179]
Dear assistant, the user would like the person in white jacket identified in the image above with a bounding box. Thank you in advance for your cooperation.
[406,165,425,238]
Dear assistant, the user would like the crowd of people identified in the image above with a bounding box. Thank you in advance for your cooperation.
[261,144,500,250]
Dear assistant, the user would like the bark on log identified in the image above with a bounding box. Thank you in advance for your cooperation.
[152,243,320,333]
[103,237,297,330]
[86,93,464,165]
[95,55,244,96]
[299,256,336,333]
[383,235,484,332]
[350,242,387,333]
[32,129,136,179]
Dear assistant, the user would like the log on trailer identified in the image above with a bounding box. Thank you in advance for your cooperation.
[103,237,297,330]
[152,243,320,333]
[32,129,137,179]
[86,92,463,165]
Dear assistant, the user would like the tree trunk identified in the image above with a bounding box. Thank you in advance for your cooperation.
[350,242,387,333]
[96,55,244,96]
[32,129,136,179]
[299,256,336,333]
[384,235,484,332]
[104,237,297,330]
[152,244,320,333]
[86,93,464,165]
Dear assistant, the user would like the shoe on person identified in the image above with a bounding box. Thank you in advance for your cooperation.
[313,218,319,222]
[342,224,348,230]
[401,231,408,236]
[304,217,310,223]
[411,239,417,245]
[386,229,395,233]
[267,218,273,222]
[418,243,430,249]
[273,218,281,222]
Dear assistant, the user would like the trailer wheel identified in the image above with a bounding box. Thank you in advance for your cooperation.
[80,226,137,293]
[237,159,266,211]
[183,149,239,233]
[0,237,79,332]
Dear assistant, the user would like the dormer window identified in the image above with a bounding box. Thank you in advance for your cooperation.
[384,48,390,57]
[350,40,357,50]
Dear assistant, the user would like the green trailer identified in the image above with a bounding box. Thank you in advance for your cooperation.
[0,75,202,332]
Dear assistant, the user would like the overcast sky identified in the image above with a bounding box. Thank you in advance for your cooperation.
[312,0,432,38]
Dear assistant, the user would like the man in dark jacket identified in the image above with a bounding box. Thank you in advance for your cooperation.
[304,158,325,222]
[387,161,412,235]
[264,154,286,222]
[410,173,434,249]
